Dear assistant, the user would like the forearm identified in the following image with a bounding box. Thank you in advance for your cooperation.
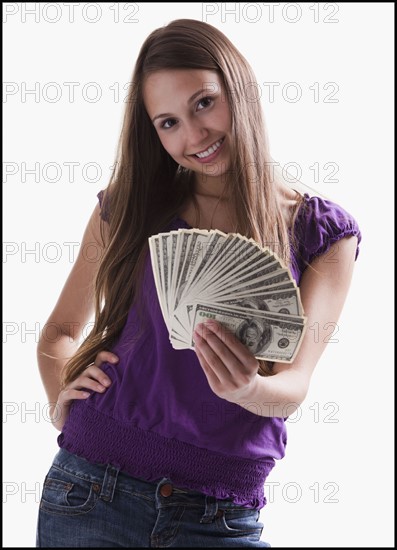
[37,329,79,414]
[235,367,310,418]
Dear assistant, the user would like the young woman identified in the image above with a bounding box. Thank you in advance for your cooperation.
[36,19,361,547]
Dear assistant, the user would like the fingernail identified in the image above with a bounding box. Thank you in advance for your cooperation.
[102,379,110,386]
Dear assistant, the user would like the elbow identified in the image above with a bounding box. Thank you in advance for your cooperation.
[293,376,310,407]
[36,337,47,363]
[272,373,311,418]
[289,370,312,409]
[38,322,79,349]
[280,385,309,417]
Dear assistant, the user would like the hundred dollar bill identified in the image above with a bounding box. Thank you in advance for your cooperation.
[170,331,189,349]
[190,303,306,363]
[219,288,304,316]
[170,230,192,312]
[210,269,293,298]
[201,302,306,327]
[192,240,285,298]
[205,259,283,298]
[159,233,171,320]
[178,277,299,328]
[177,230,229,303]
[173,230,212,310]
[168,231,179,316]
[148,235,170,329]
[177,282,299,329]
[186,234,270,299]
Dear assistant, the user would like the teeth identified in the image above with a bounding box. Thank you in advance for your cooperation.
[195,138,224,158]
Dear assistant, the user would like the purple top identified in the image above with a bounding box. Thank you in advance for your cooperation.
[57,191,361,508]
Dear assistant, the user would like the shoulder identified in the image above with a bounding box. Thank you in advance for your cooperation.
[293,193,362,264]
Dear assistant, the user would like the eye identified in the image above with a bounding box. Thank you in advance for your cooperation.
[197,96,213,110]
[160,118,177,130]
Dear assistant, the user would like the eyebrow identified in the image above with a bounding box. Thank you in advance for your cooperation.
[151,88,206,123]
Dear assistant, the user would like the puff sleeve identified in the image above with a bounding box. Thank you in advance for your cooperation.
[295,194,362,266]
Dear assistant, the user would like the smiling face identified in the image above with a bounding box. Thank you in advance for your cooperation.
[143,69,232,189]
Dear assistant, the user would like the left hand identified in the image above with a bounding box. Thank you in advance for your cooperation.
[193,320,260,403]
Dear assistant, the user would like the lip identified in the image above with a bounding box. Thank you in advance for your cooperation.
[189,137,225,164]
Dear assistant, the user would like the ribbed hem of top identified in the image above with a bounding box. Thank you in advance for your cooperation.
[58,402,275,509]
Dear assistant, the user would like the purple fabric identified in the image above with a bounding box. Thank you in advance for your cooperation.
[57,191,361,508]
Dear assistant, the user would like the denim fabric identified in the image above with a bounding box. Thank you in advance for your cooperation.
[36,448,271,547]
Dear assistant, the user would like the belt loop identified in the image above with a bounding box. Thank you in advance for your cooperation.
[99,463,120,503]
[200,495,218,523]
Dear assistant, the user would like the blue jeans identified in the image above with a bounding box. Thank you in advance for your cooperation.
[36,448,270,547]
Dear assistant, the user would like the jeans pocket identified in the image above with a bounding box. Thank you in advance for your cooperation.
[216,507,263,538]
[40,466,100,516]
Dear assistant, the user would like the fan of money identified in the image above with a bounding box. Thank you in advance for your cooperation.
[148,228,307,363]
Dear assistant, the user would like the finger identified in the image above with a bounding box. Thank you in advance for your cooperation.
[93,351,119,366]
[194,333,221,386]
[58,388,91,405]
[84,364,112,387]
[69,373,110,393]
[204,321,259,371]
[194,328,233,383]
[196,324,244,376]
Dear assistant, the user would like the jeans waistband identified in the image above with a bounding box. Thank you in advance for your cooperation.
[51,448,249,520]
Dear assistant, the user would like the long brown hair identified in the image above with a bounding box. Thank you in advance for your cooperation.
[60,19,304,386]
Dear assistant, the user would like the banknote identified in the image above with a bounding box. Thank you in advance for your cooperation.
[148,235,169,328]
[219,287,304,316]
[148,228,307,362]
[190,303,306,363]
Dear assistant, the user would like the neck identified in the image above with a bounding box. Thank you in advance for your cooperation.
[193,173,230,200]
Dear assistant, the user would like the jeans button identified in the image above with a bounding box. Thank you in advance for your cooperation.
[160,483,173,497]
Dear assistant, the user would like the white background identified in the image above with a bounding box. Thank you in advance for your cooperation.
[3,2,394,547]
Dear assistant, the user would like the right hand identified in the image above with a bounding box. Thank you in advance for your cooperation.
[50,351,119,432]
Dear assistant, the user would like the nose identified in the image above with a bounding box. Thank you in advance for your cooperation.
[184,120,209,151]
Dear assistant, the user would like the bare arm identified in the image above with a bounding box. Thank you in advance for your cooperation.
[37,203,116,426]
[193,236,359,417]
